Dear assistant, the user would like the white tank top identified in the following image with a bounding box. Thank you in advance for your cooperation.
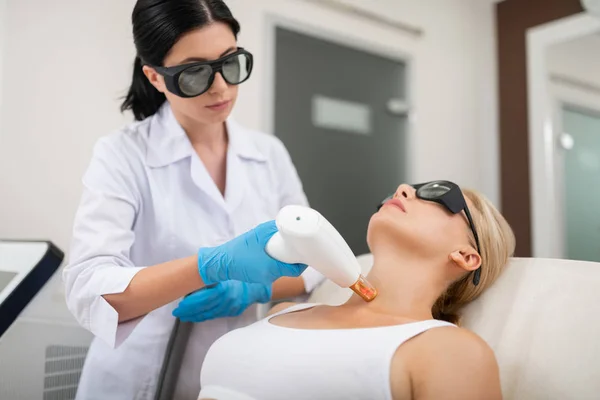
[199,303,455,400]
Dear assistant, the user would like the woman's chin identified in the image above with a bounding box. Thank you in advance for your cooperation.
[367,213,405,248]
[196,108,231,125]
[369,209,404,230]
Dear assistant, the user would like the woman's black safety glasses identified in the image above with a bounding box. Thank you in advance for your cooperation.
[378,180,482,286]
[151,48,253,98]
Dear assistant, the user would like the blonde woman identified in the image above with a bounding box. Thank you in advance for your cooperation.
[192,181,515,400]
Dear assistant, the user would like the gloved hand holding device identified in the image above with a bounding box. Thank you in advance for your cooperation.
[173,220,301,322]
[197,220,307,286]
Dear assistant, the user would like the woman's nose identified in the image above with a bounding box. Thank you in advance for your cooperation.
[394,184,415,200]
[209,72,228,93]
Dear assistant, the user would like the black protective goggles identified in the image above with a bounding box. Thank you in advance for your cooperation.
[378,180,482,286]
[151,48,253,98]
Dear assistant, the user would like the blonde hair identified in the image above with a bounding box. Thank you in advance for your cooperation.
[432,188,516,325]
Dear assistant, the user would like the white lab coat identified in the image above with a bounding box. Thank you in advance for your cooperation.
[63,103,324,400]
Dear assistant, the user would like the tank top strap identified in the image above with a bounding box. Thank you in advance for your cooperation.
[379,319,457,355]
[385,319,456,338]
[266,303,319,320]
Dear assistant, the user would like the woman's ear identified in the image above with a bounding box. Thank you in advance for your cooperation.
[449,248,481,272]
[142,65,166,93]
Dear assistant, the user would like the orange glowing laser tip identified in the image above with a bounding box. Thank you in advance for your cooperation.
[349,274,378,302]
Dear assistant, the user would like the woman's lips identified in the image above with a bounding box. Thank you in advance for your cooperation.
[383,198,406,213]
[206,100,231,111]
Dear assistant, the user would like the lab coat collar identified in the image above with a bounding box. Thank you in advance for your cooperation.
[146,103,193,168]
[146,103,266,168]
[226,119,267,163]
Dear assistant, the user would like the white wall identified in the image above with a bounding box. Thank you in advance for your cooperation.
[0,0,136,252]
[548,33,600,87]
[545,31,600,259]
[548,33,600,110]
[0,0,6,136]
[0,0,499,254]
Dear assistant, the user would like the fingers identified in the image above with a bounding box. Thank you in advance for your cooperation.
[185,284,225,305]
[177,300,230,323]
[255,220,308,280]
[172,295,223,319]
[277,261,308,278]
[172,285,225,319]
[246,282,272,304]
[254,220,278,246]
[176,287,243,322]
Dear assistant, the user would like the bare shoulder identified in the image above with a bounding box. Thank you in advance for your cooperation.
[392,326,502,400]
[266,302,297,317]
[421,325,495,357]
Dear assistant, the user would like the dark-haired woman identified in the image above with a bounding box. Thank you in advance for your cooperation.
[62,1,323,399]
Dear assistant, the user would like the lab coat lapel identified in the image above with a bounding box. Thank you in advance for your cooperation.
[146,103,193,168]
[190,153,227,210]
[146,103,226,209]
[224,150,246,214]
[224,120,267,214]
[147,106,268,213]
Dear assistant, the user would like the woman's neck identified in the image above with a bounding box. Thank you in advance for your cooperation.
[343,250,447,321]
[175,110,228,151]
[173,111,229,195]
[188,122,228,152]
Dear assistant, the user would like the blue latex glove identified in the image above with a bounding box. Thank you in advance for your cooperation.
[172,280,272,323]
[198,220,307,286]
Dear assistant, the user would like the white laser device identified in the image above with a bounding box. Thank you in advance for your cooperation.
[266,205,377,302]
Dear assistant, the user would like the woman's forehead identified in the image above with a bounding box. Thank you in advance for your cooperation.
[167,23,236,64]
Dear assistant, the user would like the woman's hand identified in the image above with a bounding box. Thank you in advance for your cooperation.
[198,220,307,285]
[172,281,272,323]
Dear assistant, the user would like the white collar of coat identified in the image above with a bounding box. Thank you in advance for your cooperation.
[146,102,267,168]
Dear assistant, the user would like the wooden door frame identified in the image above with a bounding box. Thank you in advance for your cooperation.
[496,0,584,256]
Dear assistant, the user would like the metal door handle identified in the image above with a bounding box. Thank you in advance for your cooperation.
[386,99,409,116]
[559,132,574,150]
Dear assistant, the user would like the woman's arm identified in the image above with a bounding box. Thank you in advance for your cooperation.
[64,137,185,347]
[108,237,310,323]
[271,277,306,300]
[391,328,502,400]
[103,256,205,323]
